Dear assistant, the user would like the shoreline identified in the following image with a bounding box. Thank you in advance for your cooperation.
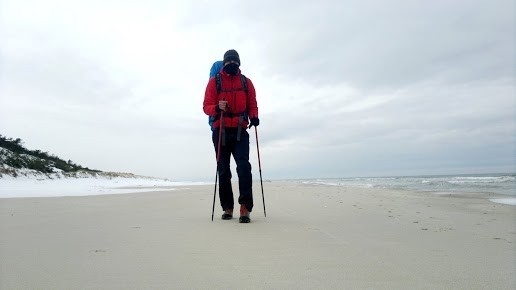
[1,181,515,289]
[1,176,515,205]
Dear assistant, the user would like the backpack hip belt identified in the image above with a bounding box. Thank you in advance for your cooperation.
[214,112,248,142]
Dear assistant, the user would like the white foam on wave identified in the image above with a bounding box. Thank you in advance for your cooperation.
[450,176,515,184]
[302,180,374,188]
[489,198,516,206]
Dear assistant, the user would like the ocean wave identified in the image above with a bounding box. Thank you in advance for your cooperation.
[449,176,515,184]
[419,176,515,186]
[301,174,515,196]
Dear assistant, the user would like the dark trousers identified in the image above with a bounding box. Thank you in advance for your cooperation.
[212,128,253,212]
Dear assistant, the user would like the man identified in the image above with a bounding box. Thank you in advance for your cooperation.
[203,49,259,223]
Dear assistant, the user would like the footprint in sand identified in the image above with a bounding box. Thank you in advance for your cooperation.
[90,249,107,253]
[435,227,454,232]
[492,237,512,244]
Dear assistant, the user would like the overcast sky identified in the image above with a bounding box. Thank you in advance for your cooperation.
[1,0,514,181]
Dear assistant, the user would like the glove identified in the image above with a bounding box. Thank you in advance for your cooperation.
[248,117,260,128]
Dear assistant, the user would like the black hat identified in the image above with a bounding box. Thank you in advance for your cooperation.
[223,49,240,66]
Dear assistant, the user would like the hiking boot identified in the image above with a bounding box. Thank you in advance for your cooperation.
[221,209,233,220]
[239,204,251,223]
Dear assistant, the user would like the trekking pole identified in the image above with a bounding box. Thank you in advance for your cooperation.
[254,126,266,217]
[211,112,224,221]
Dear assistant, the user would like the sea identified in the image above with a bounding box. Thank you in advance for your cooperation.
[299,173,516,205]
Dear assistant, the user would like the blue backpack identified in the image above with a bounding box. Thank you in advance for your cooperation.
[210,61,223,79]
[208,61,249,131]
[208,61,223,130]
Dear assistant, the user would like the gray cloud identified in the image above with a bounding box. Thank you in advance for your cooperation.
[235,0,515,88]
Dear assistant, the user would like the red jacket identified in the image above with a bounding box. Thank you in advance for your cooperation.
[203,70,258,129]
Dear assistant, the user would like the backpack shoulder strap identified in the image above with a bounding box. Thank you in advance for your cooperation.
[240,74,248,93]
[215,73,222,94]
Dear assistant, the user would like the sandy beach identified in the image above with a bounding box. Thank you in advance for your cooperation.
[1,181,514,289]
